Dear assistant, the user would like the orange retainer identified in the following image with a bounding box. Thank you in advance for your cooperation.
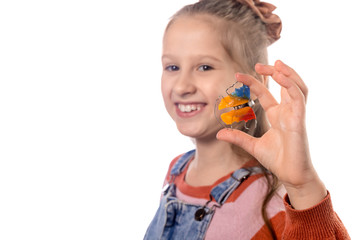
[217,84,256,125]
[220,107,256,125]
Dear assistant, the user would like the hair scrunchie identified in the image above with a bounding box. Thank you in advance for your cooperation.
[237,0,282,44]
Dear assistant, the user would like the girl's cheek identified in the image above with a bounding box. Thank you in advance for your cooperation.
[161,81,169,98]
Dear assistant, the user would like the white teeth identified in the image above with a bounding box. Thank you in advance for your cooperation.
[178,104,202,113]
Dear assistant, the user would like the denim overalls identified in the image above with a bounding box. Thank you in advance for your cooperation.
[144,150,263,240]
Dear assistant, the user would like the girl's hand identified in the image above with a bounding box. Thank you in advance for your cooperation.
[217,60,327,210]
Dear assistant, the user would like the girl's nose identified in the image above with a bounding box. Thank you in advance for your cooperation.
[173,73,196,97]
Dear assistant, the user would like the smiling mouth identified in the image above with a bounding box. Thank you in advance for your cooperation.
[177,103,205,113]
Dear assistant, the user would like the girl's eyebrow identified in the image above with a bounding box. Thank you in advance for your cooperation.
[195,54,222,63]
[161,54,174,61]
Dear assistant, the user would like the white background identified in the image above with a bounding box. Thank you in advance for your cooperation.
[0,0,359,239]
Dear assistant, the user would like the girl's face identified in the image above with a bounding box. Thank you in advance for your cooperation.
[161,15,237,140]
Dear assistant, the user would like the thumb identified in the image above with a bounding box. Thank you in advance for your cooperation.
[216,128,256,156]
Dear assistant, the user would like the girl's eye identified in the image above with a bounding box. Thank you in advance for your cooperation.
[198,65,213,71]
[165,65,179,71]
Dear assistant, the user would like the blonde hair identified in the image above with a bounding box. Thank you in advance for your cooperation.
[165,1,280,238]
[167,0,269,71]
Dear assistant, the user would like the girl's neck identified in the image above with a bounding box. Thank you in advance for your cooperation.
[185,137,253,187]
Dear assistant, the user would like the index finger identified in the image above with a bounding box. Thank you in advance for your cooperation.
[235,73,278,112]
[255,63,276,76]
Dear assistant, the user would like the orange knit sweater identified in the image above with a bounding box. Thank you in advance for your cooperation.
[252,193,349,239]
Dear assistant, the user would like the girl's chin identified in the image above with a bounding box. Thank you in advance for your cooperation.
[176,123,221,140]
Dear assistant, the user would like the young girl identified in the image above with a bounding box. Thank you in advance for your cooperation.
[145,0,350,239]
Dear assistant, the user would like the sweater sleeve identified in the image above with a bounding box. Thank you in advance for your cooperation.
[282,191,350,239]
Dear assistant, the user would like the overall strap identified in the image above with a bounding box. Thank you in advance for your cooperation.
[210,166,264,205]
[170,149,196,176]
[169,150,264,205]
